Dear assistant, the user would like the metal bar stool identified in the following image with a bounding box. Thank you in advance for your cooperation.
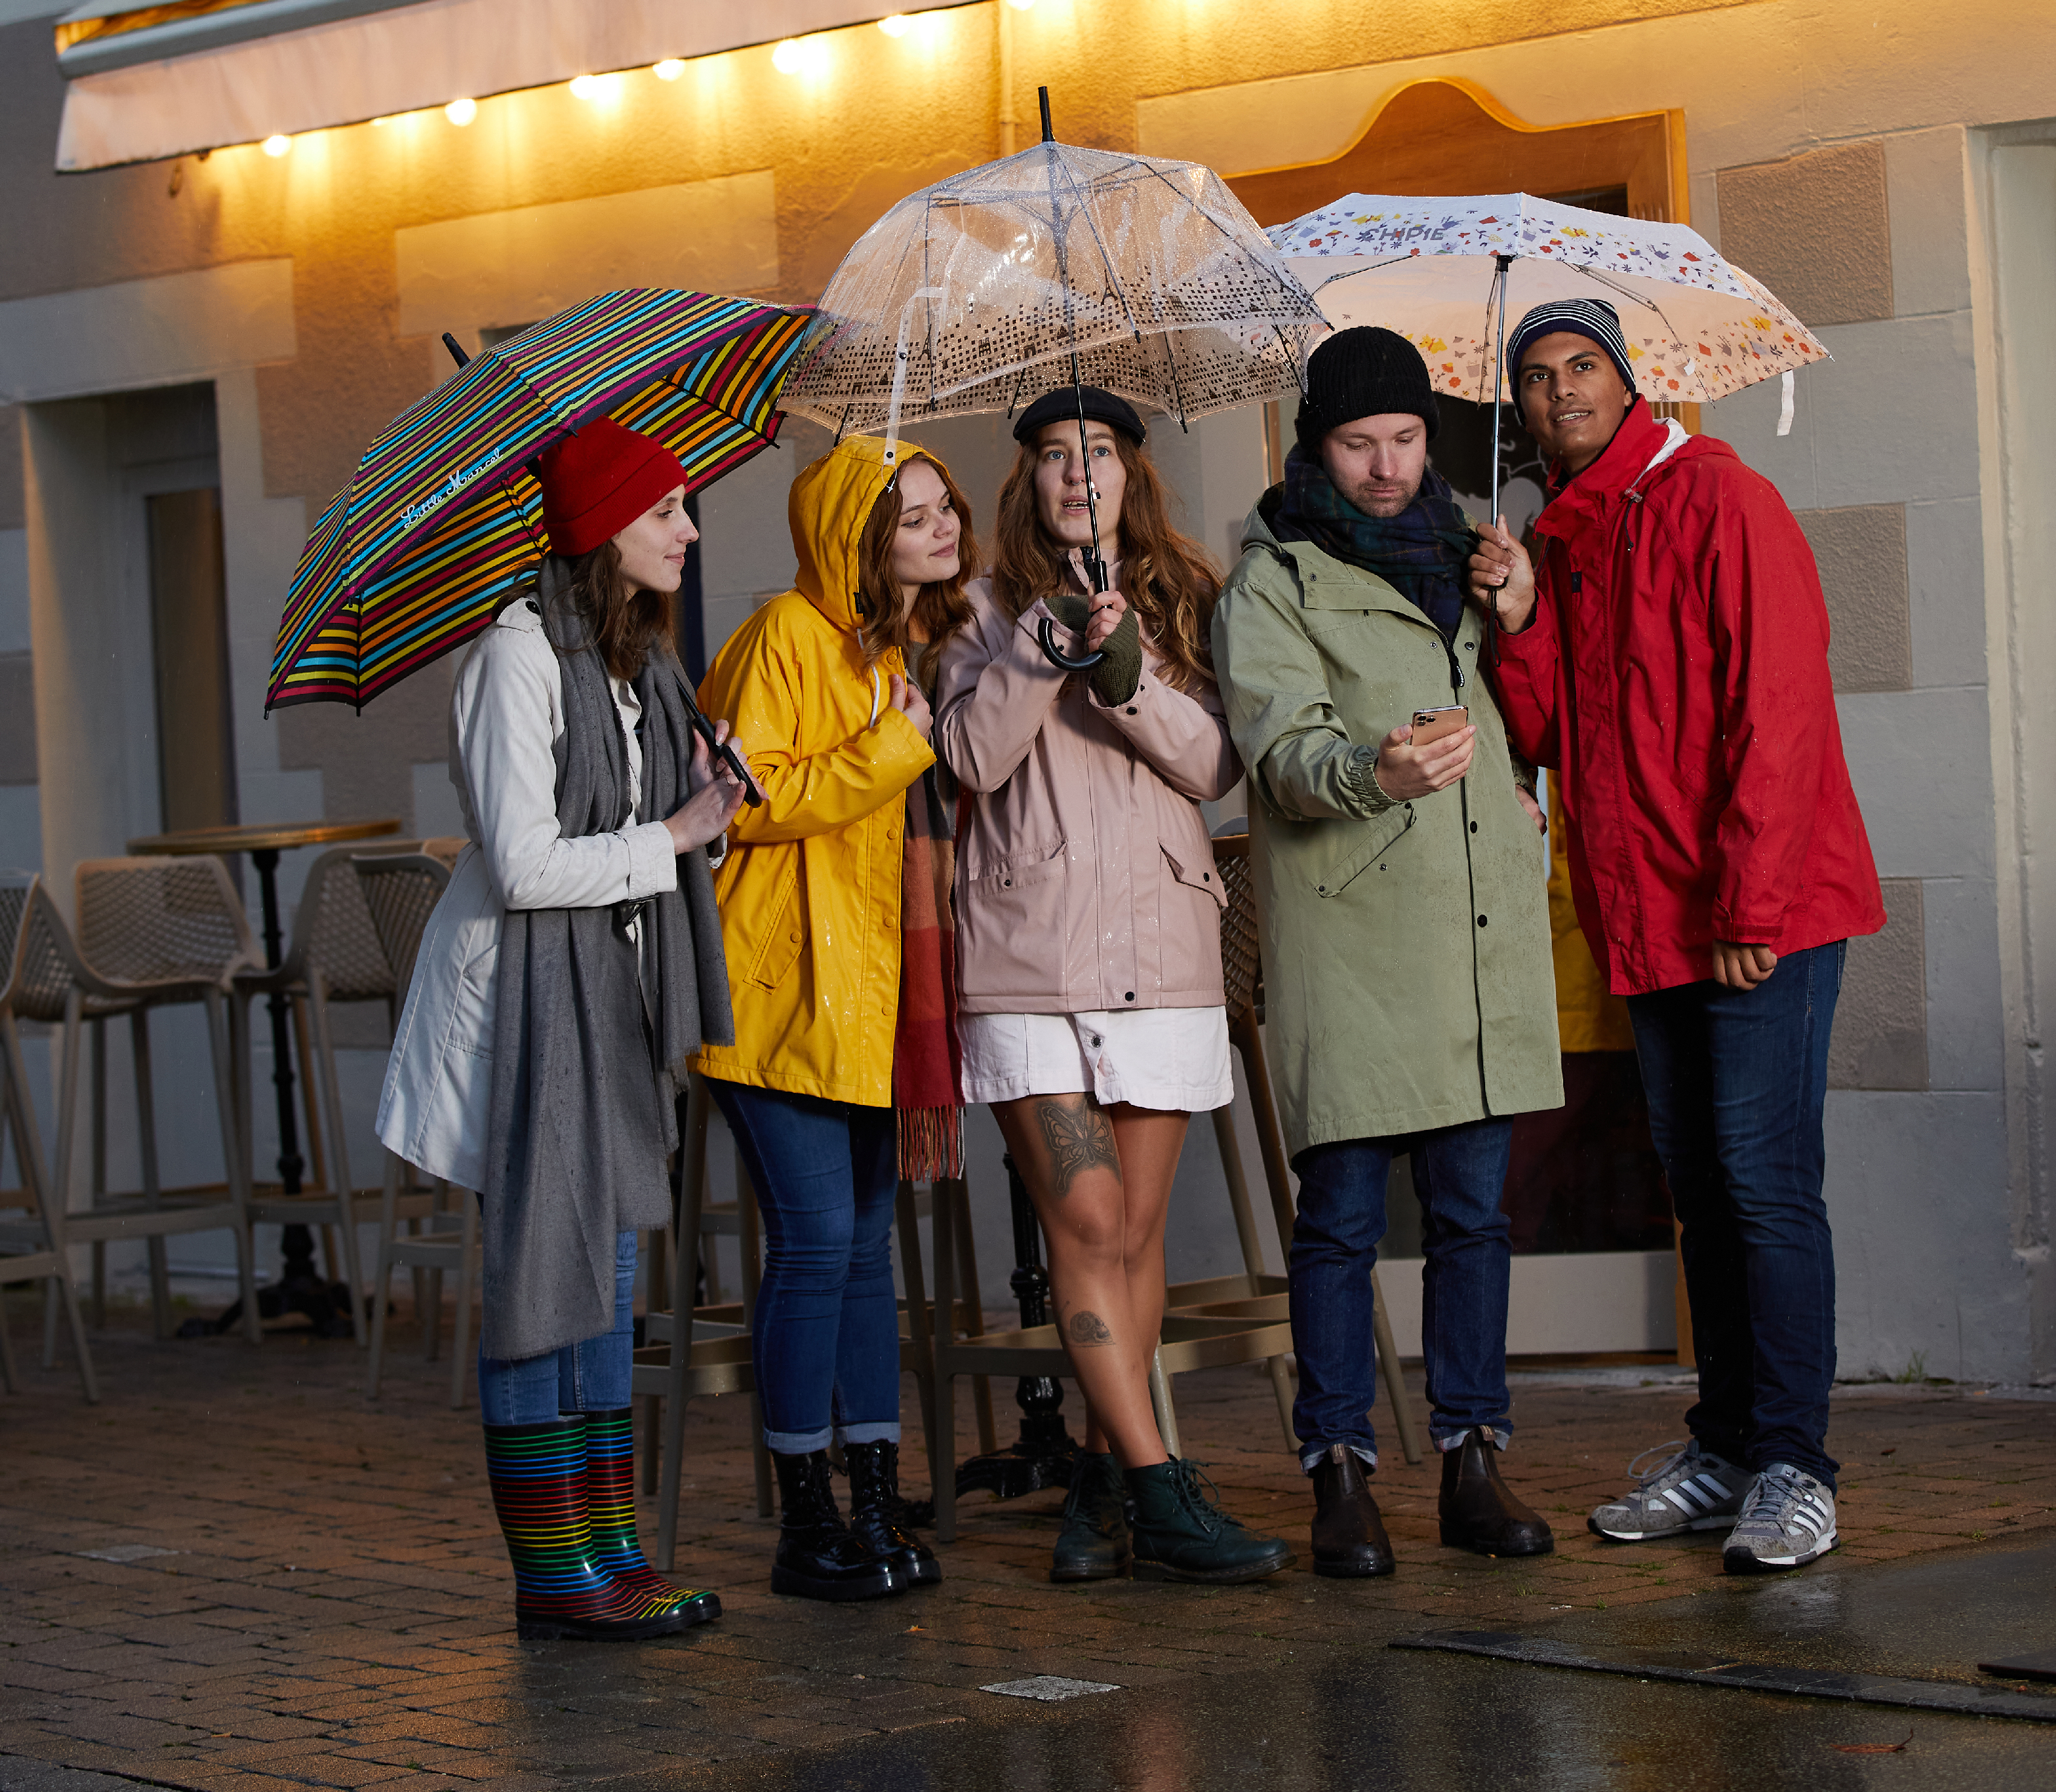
[354,853,480,1404]
[232,840,443,1344]
[34,859,264,1347]
[0,875,98,1400]
[1209,832,1422,1465]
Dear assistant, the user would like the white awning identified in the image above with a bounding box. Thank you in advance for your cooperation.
[54,0,951,170]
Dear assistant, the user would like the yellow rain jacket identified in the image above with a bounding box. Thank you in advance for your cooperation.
[689,437,937,1106]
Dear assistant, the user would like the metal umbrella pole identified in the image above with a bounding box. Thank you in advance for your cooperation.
[1482,251,1514,660]
[954,85,1095,1502]
[1033,87,1111,676]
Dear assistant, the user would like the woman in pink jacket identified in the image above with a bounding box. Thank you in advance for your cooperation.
[934,387,1290,1586]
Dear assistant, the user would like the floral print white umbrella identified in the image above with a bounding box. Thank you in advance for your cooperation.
[1273,192,1827,481]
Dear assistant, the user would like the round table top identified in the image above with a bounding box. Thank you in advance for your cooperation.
[126,818,402,857]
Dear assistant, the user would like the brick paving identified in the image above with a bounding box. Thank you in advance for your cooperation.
[2,1310,2052,1791]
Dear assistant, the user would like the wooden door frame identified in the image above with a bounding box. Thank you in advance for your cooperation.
[1225,76,1689,228]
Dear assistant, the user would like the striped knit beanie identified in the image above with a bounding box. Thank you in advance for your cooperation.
[1506,298,1635,393]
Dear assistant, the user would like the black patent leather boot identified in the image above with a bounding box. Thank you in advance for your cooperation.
[770,1450,902,1602]
[843,1439,940,1588]
[1438,1425,1555,1557]
[1310,1444,1395,1579]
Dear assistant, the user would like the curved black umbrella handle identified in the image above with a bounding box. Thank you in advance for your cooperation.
[1038,616,1105,672]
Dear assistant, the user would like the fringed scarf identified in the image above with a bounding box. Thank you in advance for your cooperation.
[893,658,963,1180]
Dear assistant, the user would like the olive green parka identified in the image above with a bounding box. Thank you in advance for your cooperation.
[1210,500,1562,1159]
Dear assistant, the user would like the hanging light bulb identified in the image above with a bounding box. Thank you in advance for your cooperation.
[445,97,477,125]
[262,134,292,157]
[771,37,827,74]
[877,13,909,33]
[653,59,685,80]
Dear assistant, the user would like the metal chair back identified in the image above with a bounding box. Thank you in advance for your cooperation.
[282,843,422,1003]
[351,855,451,1000]
[74,857,257,988]
[1212,832,1263,1028]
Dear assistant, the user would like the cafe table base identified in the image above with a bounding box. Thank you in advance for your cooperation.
[127,817,400,1341]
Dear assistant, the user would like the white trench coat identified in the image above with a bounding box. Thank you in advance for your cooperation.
[375,598,683,1192]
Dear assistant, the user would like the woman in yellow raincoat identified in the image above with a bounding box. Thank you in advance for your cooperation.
[694,435,975,1603]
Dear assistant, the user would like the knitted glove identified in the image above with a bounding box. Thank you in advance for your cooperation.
[1043,592,1143,706]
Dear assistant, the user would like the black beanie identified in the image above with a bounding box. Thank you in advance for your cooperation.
[1295,325,1438,455]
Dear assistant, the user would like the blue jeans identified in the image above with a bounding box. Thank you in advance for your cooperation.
[706,1078,902,1455]
[1289,1117,1515,1470]
[1628,940,1845,1488]
[478,1228,637,1424]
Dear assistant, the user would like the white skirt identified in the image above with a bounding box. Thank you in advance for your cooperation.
[958,1006,1234,1112]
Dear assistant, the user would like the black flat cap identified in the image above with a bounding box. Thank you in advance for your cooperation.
[1012,385,1147,446]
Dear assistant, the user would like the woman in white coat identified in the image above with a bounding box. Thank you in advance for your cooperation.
[377,419,748,1642]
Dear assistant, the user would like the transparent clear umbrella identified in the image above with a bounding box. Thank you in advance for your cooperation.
[781,129,1324,452]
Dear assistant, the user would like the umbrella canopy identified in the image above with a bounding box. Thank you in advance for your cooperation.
[779,137,1323,444]
[268,290,812,712]
[1273,192,1826,409]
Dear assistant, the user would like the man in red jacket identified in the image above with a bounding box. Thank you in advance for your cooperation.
[1471,297,1884,1575]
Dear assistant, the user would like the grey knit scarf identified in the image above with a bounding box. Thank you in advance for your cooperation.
[479,558,734,1364]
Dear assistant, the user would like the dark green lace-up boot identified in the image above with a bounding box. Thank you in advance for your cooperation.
[1127,1456,1299,1580]
[1050,1451,1131,1583]
[1124,1458,1295,1585]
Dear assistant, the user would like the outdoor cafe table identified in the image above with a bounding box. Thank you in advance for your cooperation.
[126,817,400,1335]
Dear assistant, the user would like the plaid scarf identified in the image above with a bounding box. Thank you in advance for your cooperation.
[1270,448,1478,641]
[893,671,963,1181]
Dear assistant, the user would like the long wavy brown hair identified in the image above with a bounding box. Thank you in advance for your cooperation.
[990,428,1221,692]
[562,539,677,680]
[856,454,979,686]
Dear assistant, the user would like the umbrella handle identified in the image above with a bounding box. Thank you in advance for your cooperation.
[687,708,764,808]
[1037,617,1105,672]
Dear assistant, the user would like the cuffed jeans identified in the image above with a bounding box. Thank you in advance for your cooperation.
[1628,940,1845,1489]
[478,1227,636,1424]
[706,1078,902,1455]
[1289,1117,1515,1470]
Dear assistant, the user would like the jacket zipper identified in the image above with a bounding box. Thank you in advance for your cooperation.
[1437,624,1493,1121]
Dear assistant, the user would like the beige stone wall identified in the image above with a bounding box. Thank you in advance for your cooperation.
[2,0,2051,1359]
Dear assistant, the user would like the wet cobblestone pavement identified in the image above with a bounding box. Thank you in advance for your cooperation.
[2,1314,2052,1790]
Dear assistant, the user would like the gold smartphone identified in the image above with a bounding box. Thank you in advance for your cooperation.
[1410,705,1469,746]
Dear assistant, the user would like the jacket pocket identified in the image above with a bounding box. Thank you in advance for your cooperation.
[744,871,805,989]
[1312,804,1416,898]
[1160,840,1228,911]
[967,836,1066,895]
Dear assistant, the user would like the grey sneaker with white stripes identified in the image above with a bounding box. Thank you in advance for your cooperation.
[1723,1463,1838,1574]
[1587,1438,1749,1542]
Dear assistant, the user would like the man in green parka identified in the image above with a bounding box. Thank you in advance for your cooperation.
[1211,327,1563,1577]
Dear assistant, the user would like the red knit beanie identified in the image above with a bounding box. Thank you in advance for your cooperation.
[538,419,688,558]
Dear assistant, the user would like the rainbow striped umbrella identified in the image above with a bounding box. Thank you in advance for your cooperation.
[268,290,812,712]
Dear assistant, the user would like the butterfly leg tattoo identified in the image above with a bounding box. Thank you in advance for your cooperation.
[1034,1095,1122,1197]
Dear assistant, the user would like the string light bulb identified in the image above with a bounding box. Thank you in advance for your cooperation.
[878,13,909,33]
[770,37,827,74]
[444,96,477,125]
[262,134,291,157]
[653,59,685,80]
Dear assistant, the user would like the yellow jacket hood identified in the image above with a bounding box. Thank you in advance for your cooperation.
[788,435,952,634]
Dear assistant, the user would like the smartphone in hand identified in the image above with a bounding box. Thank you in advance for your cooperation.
[1411,705,1469,747]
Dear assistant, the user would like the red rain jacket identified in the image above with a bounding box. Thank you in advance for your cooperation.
[1489,401,1884,997]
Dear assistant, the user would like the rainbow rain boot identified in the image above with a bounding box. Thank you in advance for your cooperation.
[581,1407,721,1626]
[483,1416,703,1641]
